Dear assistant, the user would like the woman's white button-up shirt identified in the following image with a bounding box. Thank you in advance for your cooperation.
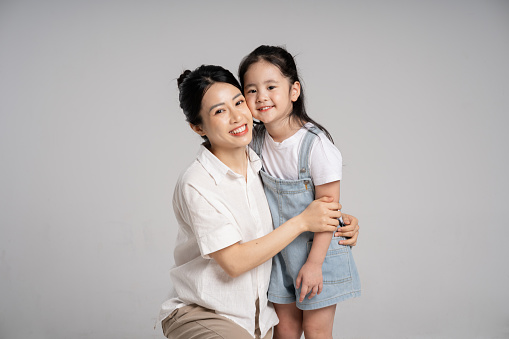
[159,146,278,338]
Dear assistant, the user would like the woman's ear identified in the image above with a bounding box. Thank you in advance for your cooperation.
[190,123,206,137]
[290,81,301,102]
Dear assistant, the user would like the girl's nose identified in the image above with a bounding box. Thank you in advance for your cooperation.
[256,90,268,102]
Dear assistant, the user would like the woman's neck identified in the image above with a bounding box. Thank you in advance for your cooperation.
[264,116,304,143]
[209,145,248,180]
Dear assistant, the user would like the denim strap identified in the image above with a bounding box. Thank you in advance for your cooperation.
[297,125,321,180]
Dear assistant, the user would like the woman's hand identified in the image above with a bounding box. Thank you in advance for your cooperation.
[335,213,359,246]
[299,197,341,233]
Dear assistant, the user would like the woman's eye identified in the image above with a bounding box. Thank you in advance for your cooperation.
[268,86,275,90]
[235,99,244,106]
[215,109,225,115]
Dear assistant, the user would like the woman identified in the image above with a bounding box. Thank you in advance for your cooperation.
[159,65,359,339]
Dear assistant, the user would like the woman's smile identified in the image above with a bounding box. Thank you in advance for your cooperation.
[229,124,248,136]
[196,82,253,153]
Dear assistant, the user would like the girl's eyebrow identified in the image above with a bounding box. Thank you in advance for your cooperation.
[208,93,242,113]
[245,79,278,88]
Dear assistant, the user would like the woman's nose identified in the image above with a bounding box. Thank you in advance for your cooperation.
[230,107,242,122]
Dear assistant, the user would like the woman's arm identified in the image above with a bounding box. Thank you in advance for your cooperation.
[295,181,340,301]
[209,197,341,278]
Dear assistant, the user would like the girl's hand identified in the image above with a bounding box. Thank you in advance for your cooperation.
[295,261,323,302]
[300,197,341,233]
[335,213,359,246]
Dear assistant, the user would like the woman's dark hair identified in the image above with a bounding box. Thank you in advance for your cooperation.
[238,45,333,142]
[177,65,242,142]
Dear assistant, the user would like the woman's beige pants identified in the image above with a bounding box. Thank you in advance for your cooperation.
[162,301,272,339]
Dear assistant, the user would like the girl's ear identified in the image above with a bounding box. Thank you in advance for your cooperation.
[190,123,206,137]
[290,81,301,102]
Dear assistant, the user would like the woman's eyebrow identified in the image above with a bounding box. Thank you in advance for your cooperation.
[208,93,242,112]
[208,102,225,113]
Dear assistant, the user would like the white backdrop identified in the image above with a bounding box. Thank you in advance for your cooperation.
[1,1,508,338]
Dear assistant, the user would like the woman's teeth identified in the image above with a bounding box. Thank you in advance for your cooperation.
[230,124,247,134]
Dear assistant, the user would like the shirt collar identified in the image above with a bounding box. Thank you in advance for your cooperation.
[197,145,262,185]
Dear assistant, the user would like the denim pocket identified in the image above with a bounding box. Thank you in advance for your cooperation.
[307,237,352,285]
[327,236,350,255]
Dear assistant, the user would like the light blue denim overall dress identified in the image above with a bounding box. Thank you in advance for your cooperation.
[251,125,361,310]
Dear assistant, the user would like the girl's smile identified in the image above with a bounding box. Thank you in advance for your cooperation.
[257,105,274,113]
[243,60,300,127]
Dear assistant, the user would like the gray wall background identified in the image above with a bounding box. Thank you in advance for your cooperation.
[1,1,508,338]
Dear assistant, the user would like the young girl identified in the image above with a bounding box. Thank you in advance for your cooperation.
[239,46,361,339]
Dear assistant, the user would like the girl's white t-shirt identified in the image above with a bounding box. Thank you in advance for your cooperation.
[260,122,342,185]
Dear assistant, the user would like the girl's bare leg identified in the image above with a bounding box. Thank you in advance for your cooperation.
[273,303,303,339]
[302,304,337,339]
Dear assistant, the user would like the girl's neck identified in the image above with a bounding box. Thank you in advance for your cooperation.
[264,116,304,143]
[209,145,248,180]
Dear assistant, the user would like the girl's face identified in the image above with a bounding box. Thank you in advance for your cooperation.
[191,82,253,153]
[243,60,300,126]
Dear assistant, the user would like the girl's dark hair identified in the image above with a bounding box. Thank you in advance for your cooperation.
[177,65,242,142]
[238,45,333,142]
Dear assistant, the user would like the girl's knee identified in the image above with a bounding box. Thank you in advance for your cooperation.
[302,321,333,338]
[274,317,302,339]
[273,324,302,339]
[273,303,303,338]
[302,304,336,338]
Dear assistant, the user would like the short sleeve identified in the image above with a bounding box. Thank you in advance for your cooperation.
[309,135,343,186]
[174,182,242,258]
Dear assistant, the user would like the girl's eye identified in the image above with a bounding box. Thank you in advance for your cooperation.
[247,89,256,94]
[268,86,276,90]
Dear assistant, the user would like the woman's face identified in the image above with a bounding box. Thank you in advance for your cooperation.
[192,82,253,153]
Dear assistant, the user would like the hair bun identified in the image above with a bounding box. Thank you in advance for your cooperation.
[177,70,192,87]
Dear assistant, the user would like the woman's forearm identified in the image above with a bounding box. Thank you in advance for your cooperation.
[209,197,341,277]
[209,215,307,277]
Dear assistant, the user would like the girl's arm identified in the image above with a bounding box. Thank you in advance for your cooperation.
[209,197,341,278]
[295,181,340,302]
